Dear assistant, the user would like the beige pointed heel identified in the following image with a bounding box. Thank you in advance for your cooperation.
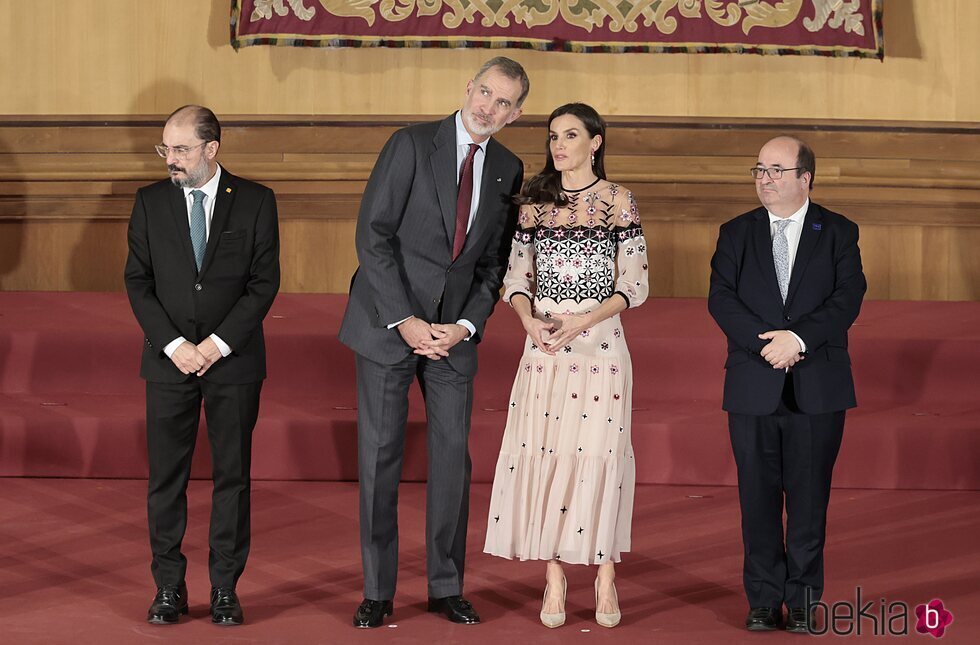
[594,577,621,628]
[540,576,566,628]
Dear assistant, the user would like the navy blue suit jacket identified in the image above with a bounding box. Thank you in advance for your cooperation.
[708,201,866,416]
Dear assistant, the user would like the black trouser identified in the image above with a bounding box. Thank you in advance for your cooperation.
[728,374,845,609]
[145,379,262,589]
[355,353,474,601]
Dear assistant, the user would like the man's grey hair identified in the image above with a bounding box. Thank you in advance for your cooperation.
[474,57,530,108]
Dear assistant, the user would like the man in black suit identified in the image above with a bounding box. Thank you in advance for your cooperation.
[125,105,280,626]
[339,57,528,628]
[708,136,866,633]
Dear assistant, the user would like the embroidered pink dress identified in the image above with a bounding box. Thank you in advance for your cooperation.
[484,182,649,565]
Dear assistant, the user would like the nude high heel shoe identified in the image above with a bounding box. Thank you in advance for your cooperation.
[540,576,566,628]
[594,577,621,628]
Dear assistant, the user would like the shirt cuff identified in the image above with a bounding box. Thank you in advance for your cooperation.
[210,334,232,358]
[387,315,413,330]
[787,330,806,353]
[163,337,186,358]
[456,319,476,341]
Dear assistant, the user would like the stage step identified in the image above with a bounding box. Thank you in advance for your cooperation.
[1,294,977,489]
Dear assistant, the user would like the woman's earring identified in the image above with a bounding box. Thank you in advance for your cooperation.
[591,151,596,166]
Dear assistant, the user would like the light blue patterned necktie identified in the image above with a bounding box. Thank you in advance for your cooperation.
[773,218,791,303]
[189,189,206,271]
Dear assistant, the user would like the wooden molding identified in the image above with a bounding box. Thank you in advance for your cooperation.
[0,117,977,299]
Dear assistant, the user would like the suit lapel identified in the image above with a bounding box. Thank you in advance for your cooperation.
[199,170,235,277]
[429,116,459,253]
[753,209,784,304]
[168,183,198,272]
[785,202,821,306]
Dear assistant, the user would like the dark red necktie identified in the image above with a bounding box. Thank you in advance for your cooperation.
[453,143,480,259]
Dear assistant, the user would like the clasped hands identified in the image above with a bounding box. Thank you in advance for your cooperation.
[170,338,223,376]
[400,317,469,360]
[522,312,592,356]
[758,330,805,370]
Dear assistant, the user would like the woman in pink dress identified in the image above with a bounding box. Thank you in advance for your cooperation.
[484,103,649,628]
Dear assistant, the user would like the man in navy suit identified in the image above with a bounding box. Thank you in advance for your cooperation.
[708,136,866,633]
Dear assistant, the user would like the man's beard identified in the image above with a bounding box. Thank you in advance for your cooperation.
[464,109,500,137]
[168,160,209,188]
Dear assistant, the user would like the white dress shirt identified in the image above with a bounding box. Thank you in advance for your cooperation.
[163,164,232,359]
[768,198,809,354]
[454,110,487,235]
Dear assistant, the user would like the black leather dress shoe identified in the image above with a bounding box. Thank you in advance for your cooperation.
[147,583,188,624]
[745,607,781,631]
[428,595,480,624]
[786,607,815,634]
[353,599,393,628]
[210,587,244,625]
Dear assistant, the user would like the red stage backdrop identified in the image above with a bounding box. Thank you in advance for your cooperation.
[230,0,883,58]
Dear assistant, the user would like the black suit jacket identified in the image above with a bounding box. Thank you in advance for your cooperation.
[339,114,523,377]
[124,167,280,384]
[708,201,866,416]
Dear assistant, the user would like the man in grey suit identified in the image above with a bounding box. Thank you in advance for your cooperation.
[339,57,528,628]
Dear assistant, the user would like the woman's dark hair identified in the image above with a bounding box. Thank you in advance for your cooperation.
[516,103,606,206]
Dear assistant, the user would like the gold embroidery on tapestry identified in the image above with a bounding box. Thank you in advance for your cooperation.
[250,0,316,22]
[247,0,870,36]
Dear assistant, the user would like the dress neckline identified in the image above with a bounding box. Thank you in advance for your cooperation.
[561,177,601,193]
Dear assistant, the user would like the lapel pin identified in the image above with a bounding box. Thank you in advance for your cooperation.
[496,177,502,182]
[225,187,232,193]
[812,222,822,231]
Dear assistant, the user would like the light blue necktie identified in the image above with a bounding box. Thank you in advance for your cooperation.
[773,218,791,303]
[189,190,206,271]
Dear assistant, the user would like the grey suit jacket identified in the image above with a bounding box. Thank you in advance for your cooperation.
[339,114,523,377]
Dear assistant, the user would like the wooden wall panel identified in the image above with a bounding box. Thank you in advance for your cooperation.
[1,1,979,122]
[948,229,980,301]
[0,117,978,299]
[0,220,128,291]
[279,220,359,293]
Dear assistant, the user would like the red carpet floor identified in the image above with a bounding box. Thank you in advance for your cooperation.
[1,478,978,644]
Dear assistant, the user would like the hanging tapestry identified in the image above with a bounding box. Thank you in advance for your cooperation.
[231,1,883,59]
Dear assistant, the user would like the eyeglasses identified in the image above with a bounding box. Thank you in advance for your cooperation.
[750,166,802,180]
[155,142,208,160]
